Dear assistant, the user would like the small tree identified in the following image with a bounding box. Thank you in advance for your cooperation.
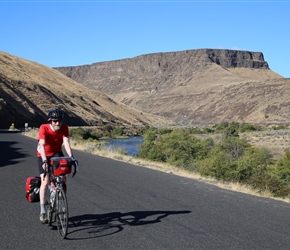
[112,126,124,137]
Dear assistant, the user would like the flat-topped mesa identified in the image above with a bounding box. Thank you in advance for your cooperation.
[56,49,270,83]
[204,49,269,69]
[55,48,275,97]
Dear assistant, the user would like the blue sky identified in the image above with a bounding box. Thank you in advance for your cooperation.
[1,1,289,78]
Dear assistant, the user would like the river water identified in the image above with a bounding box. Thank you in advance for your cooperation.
[100,136,144,156]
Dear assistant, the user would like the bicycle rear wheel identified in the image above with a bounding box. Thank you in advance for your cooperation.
[55,189,69,238]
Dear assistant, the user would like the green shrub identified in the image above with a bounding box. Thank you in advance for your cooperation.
[70,127,99,140]
[198,149,238,180]
[240,123,257,133]
[275,150,290,183]
[137,127,162,161]
[190,127,203,134]
[212,122,258,134]
[235,147,272,183]
[137,128,211,167]
[112,126,124,137]
[219,137,248,160]
[272,125,289,130]
[222,123,239,139]
[136,125,290,198]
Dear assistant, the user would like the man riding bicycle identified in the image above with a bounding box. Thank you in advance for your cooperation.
[37,107,77,224]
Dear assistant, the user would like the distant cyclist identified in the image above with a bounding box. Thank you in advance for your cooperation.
[37,107,76,224]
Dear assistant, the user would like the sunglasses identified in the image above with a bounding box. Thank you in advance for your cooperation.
[52,119,62,123]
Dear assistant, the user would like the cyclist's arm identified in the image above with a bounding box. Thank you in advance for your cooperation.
[63,136,73,158]
[39,138,47,169]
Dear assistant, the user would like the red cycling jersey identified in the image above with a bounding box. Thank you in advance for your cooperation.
[36,123,69,157]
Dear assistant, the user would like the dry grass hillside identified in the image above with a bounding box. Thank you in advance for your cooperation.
[0,51,174,129]
[56,49,289,128]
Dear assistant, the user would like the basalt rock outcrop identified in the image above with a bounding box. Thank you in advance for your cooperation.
[206,49,269,68]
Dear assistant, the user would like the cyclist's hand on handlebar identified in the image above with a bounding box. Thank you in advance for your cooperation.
[70,156,78,177]
[42,160,48,171]
[70,156,78,165]
[42,160,49,180]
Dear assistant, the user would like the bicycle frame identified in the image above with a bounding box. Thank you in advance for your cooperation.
[47,174,69,238]
[44,157,77,239]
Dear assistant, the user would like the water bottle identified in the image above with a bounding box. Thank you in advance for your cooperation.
[50,182,56,201]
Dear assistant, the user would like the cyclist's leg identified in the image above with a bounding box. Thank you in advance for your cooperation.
[38,157,49,223]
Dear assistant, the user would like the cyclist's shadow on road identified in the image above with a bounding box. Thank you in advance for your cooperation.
[67,210,191,240]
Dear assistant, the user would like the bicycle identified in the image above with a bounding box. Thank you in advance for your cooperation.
[44,156,78,239]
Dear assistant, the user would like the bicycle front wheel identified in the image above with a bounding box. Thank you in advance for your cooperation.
[55,189,69,238]
[46,201,53,226]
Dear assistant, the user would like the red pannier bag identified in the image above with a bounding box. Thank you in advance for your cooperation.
[50,157,73,175]
[25,176,41,203]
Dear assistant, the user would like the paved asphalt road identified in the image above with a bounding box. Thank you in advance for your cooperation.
[1,131,290,249]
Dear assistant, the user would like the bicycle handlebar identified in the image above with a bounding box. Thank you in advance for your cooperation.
[72,159,78,177]
[43,157,78,180]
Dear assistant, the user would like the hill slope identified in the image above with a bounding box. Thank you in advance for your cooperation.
[0,51,174,129]
[56,49,290,127]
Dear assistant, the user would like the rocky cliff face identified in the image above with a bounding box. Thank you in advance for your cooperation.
[206,49,268,68]
[56,49,288,127]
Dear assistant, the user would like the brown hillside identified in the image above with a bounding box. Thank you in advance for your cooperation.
[56,49,289,127]
[0,51,174,129]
